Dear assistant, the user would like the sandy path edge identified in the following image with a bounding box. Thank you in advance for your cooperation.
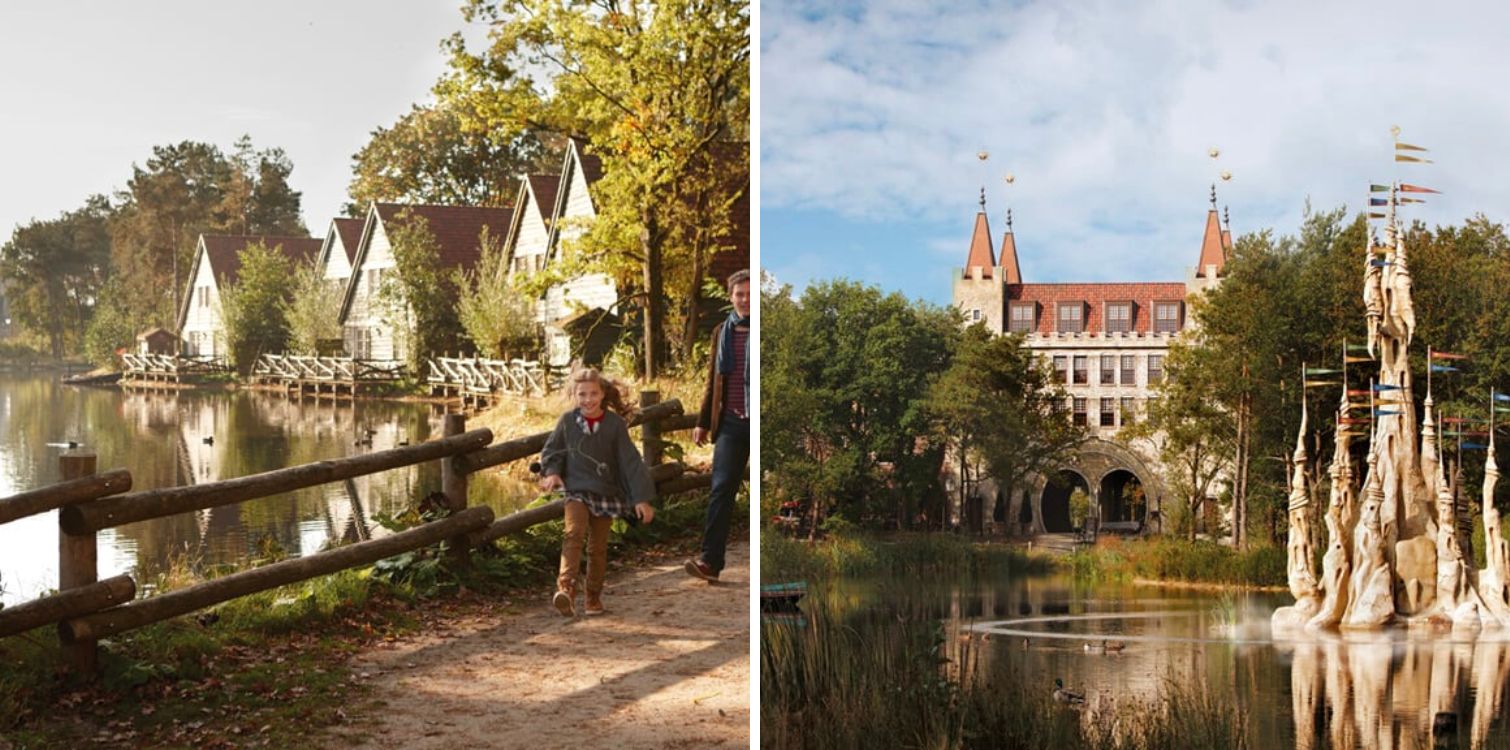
[324,542,750,749]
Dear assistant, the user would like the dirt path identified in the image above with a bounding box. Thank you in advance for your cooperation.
[326,542,749,749]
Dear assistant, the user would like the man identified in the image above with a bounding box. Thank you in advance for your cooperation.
[686,269,750,581]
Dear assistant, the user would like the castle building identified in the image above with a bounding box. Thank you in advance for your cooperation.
[951,191,1230,535]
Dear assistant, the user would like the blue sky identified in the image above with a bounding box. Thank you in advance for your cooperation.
[0,1,488,239]
[760,0,1510,305]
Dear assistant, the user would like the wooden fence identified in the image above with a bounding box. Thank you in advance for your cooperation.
[425,356,567,410]
[251,354,406,398]
[0,392,710,675]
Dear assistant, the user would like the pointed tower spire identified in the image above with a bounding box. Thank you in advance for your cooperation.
[1221,205,1233,250]
[964,190,995,277]
[998,207,1023,285]
[1196,187,1228,278]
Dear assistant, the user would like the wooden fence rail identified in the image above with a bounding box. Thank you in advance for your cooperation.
[0,389,713,678]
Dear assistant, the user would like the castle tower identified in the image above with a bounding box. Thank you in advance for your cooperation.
[1185,186,1232,296]
[953,188,1007,333]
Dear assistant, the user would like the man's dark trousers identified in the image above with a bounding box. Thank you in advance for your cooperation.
[702,414,749,573]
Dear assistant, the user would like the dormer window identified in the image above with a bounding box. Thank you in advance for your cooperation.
[1106,301,1133,333]
[1056,302,1084,333]
[1153,301,1183,333]
[1008,302,1036,333]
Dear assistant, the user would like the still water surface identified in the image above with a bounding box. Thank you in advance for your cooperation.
[792,573,1510,749]
[0,376,532,606]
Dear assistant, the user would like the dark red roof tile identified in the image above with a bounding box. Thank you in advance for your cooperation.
[1007,282,1188,335]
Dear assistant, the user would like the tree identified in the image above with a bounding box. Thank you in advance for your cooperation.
[346,102,554,213]
[0,195,113,357]
[927,323,1083,532]
[455,227,542,358]
[377,211,465,373]
[282,260,343,355]
[106,138,305,342]
[439,0,749,378]
[760,278,955,530]
[1121,339,1236,541]
[219,242,296,372]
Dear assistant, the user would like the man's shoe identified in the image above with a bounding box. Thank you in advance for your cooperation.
[584,593,605,616]
[553,589,575,617]
[685,558,719,582]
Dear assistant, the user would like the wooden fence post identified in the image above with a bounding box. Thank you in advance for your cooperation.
[441,412,470,562]
[58,450,99,675]
[640,390,662,466]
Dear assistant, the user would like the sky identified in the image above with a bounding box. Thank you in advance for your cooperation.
[0,1,490,241]
[760,0,1510,305]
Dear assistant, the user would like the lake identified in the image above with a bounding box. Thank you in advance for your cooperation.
[0,375,533,606]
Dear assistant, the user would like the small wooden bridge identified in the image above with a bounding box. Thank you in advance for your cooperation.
[250,353,406,398]
[0,393,708,677]
[425,356,567,410]
[119,354,232,389]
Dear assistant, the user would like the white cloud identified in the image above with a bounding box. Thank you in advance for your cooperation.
[762,0,1510,282]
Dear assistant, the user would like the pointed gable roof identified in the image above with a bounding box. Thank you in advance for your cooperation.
[372,203,514,273]
[333,218,364,264]
[964,211,995,277]
[177,234,322,332]
[1196,208,1228,277]
[338,202,514,322]
[527,174,561,225]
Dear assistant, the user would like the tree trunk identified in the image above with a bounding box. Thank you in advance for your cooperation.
[639,208,665,380]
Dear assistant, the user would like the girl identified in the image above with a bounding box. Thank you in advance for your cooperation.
[540,368,657,616]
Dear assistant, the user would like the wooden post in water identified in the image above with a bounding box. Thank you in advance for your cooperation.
[641,390,663,466]
[440,412,470,562]
[58,451,99,675]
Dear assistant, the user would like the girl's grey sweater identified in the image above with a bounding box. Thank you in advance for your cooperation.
[540,410,657,504]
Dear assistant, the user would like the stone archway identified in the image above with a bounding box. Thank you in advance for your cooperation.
[1031,438,1166,534]
[1039,469,1089,533]
[1099,469,1146,524]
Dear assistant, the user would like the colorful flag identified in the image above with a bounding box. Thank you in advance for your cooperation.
[1370,259,1393,267]
[1400,197,1428,204]
[1431,364,1460,373]
[1347,389,1372,397]
[1305,367,1343,375]
[1395,142,1429,152]
[1368,212,1388,219]
[1346,342,1372,354]
[1395,154,1434,163]
[1431,351,1469,360]
[1369,198,1388,206]
[1345,356,1376,364]
[1340,417,1374,425]
[1401,183,1441,194]
[1463,442,1489,450]
[1373,384,1402,391]
[1305,380,1341,388]
[1444,431,1489,437]
[1370,184,1391,192]
[1494,392,1510,402]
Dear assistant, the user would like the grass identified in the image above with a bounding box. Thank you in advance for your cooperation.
[762,528,1058,584]
[1,487,737,749]
[1067,536,1286,588]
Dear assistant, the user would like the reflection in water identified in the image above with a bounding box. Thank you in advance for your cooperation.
[0,376,532,605]
[810,574,1510,748]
